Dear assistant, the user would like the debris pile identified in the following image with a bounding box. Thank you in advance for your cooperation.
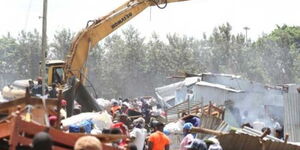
[1,73,300,150]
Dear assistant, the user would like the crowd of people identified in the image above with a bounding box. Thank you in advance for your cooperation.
[29,77,58,98]
[28,94,223,150]
[241,120,284,140]
[26,77,280,150]
[25,78,285,150]
[238,109,284,140]
[31,118,222,150]
[26,93,286,150]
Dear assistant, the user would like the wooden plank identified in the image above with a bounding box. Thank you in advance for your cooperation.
[53,146,73,150]
[191,126,225,136]
[18,119,45,135]
[2,114,122,150]
[0,122,11,138]
[17,119,76,147]
[48,129,78,147]
[0,97,57,112]
[0,97,28,111]
[26,98,58,106]
[17,136,32,146]
[9,115,21,150]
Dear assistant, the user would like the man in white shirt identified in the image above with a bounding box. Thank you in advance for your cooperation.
[130,117,147,150]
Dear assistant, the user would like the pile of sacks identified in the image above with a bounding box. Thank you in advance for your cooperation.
[61,111,113,134]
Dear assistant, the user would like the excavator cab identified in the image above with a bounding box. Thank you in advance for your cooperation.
[45,60,65,86]
[46,60,101,116]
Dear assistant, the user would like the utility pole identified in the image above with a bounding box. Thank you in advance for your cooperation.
[243,26,250,43]
[41,0,50,126]
[41,0,47,96]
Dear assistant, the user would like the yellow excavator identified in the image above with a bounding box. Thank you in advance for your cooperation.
[2,0,191,115]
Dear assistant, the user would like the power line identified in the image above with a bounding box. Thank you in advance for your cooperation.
[24,0,34,31]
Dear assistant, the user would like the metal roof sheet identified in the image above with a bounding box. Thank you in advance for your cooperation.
[195,81,243,93]
[217,133,300,150]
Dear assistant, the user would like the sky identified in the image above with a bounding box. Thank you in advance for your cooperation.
[1,0,300,41]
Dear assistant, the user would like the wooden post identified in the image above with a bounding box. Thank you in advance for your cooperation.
[259,129,270,150]
[200,97,203,117]
[221,106,225,120]
[260,129,271,140]
[195,106,199,114]
[9,106,22,150]
[284,134,289,143]
[208,101,212,116]
[190,127,225,136]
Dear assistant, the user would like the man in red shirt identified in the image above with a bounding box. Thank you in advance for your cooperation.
[111,101,121,118]
[148,121,170,150]
[111,114,129,148]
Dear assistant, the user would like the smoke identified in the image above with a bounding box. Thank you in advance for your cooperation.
[204,73,285,129]
[232,88,284,129]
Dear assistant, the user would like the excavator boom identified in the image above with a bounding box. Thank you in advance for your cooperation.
[64,0,191,82]
[62,0,191,115]
[1,0,192,115]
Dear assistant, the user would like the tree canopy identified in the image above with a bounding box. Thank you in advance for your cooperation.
[1,24,300,98]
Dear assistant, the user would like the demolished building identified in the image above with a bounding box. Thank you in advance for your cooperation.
[155,73,300,142]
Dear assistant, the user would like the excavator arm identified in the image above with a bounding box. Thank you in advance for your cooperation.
[64,0,190,82]
[62,0,190,115]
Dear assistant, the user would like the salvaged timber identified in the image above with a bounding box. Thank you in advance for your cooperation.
[0,95,57,112]
[0,89,58,125]
[0,90,124,150]
[217,133,300,150]
[189,126,300,150]
[0,113,124,150]
[190,126,225,136]
[167,99,225,123]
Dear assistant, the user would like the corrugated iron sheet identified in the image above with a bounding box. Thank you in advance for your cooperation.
[198,115,224,139]
[284,93,300,142]
[166,99,202,115]
[217,133,300,150]
[216,126,300,150]
[236,127,283,142]
[193,85,234,106]
[195,81,242,92]
[166,117,227,150]
[215,121,231,133]
[155,77,200,103]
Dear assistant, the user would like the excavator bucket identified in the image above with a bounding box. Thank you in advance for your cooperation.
[63,77,101,117]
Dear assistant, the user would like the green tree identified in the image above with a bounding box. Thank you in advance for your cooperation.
[208,23,234,72]
[0,33,19,87]
[15,29,41,79]
[144,32,169,89]
[254,25,300,83]
[94,33,126,98]
[0,33,18,74]
[87,43,105,98]
[49,28,74,59]
[2,24,300,99]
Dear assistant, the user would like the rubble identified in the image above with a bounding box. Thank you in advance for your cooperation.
[1,73,300,149]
